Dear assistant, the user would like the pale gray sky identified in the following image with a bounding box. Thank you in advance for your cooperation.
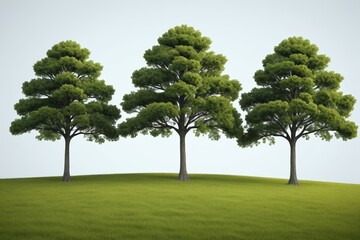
[1,0,359,183]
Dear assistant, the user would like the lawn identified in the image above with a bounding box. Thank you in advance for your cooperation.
[0,173,359,240]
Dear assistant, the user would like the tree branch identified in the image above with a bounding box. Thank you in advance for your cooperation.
[154,119,179,133]
[71,128,96,138]
[35,126,65,137]
[185,111,208,128]
[260,132,288,140]
[297,124,330,139]
[269,115,291,140]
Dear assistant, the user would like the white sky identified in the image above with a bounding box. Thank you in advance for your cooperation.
[0,0,359,183]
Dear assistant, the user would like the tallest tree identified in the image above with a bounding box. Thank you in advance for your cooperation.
[10,41,121,182]
[119,25,241,181]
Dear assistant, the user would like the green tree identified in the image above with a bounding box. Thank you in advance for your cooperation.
[10,40,121,182]
[119,25,241,181]
[239,37,357,185]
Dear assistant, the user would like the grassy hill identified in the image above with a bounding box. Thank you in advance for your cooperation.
[0,173,359,240]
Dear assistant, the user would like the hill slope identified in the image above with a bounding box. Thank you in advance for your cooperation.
[0,173,359,240]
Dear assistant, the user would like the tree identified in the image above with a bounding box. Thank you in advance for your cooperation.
[10,40,121,182]
[239,37,357,185]
[119,25,242,181]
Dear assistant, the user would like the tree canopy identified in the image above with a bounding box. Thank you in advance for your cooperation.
[10,40,121,182]
[119,25,242,180]
[239,36,357,185]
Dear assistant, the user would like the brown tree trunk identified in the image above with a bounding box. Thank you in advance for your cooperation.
[288,140,299,185]
[62,136,71,182]
[177,131,190,181]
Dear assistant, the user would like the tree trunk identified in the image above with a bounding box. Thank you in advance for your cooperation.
[62,136,71,182]
[288,140,299,185]
[177,131,190,181]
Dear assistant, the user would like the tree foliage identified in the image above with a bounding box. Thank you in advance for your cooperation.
[240,37,357,184]
[119,25,242,180]
[10,40,121,181]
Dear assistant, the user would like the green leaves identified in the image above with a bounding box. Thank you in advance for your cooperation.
[46,40,90,61]
[11,40,121,143]
[240,87,275,111]
[144,45,179,67]
[120,25,242,141]
[246,100,289,125]
[157,25,212,52]
[132,68,172,89]
[119,102,178,138]
[182,72,203,87]
[274,37,318,57]
[314,71,343,90]
[201,51,227,76]
[52,84,87,104]
[22,78,58,97]
[167,80,197,98]
[14,98,50,116]
[170,56,201,73]
[121,89,171,113]
[10,106,63,140]
[200,75,241,100]
[240,36,357,148]
[63,102,86,117]
[81,79,115,102]
[34,41,102,79]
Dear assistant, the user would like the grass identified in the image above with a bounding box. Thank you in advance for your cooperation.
[0,173,359,240]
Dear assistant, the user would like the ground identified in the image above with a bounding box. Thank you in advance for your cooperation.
[0,173,359,240]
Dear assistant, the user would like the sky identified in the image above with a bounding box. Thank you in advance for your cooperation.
[0,0,359,183]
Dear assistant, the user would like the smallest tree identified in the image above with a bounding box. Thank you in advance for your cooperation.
[240,37,357,185]
[10,40,121,182]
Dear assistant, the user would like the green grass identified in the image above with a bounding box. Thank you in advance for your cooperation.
[0,173,359,240]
